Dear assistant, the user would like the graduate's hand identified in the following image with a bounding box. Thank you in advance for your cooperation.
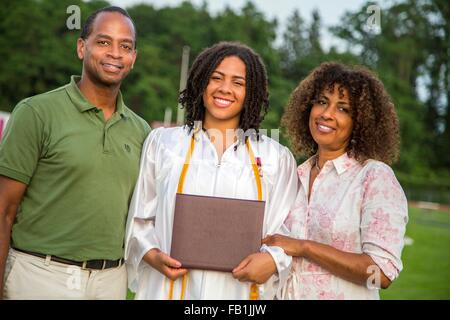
[232,252,276,284]
[143,248,188,280]
[262,234,303,257]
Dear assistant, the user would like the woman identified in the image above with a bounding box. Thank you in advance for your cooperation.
[124,42,298,299]
[263,62,408,299]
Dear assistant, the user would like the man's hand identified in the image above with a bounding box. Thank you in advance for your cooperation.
[232,252,276,284]
[143,248,187,281]
[0,176,27,299]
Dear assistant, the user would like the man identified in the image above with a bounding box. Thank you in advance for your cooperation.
[0,6,150,299]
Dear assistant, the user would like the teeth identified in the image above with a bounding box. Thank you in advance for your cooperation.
[317,124,334,133]
[214,98,232,107]
[103,63,121,71]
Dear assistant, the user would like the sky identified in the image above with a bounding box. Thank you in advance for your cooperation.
[110,0,369,49]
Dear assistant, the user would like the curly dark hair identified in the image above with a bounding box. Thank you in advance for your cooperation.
[282,62,400,165]
[179,41,269,140]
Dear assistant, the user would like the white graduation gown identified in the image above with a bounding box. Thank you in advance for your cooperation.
[124,126,298,300]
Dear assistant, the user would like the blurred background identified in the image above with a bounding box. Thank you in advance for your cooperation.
[0,0,449,299]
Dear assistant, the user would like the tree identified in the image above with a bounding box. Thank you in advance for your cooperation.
[279,9,309,80]
[330,0,450,177]
[0,0,109,111]
[309,9,322,56]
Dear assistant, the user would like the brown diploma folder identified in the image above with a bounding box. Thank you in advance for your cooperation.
[170,193,265,272]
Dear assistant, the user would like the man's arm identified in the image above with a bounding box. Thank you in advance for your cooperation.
[0,175,27,299]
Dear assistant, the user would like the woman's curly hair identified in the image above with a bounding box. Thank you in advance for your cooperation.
[282,62,400,165]
[179,41,269,139]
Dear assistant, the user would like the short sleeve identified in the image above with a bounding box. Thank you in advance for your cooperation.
[141,118,151,138]
[0,102,44,184]
[360,162,408,283]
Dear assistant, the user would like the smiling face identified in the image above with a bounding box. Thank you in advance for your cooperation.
[77,12,137,87]
[202,55,247,128]
[309,84,354,155]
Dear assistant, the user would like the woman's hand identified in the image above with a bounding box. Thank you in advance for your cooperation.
[262,234,304,257]
[143,248,188,280]
[232,252,277,284]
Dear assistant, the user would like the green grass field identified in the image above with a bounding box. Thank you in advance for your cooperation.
[127,207,450,300]
[380,207,450,300]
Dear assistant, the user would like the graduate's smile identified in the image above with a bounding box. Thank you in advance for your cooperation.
[213,96,234,108]
[203,56,247,124]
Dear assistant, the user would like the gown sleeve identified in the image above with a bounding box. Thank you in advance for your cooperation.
[124,128,162,292]
[260,146,298,299]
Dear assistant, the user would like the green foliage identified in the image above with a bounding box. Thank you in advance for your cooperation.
[380,208,450,299]
[331,0,449,194]
[0,0,109,110]
[0,0,448,199]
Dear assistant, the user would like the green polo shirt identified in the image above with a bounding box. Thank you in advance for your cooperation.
[0,76,150,261]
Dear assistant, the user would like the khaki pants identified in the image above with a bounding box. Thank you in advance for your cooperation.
[3,248,127,300]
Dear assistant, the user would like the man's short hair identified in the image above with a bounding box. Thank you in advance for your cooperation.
[80,6,137,48]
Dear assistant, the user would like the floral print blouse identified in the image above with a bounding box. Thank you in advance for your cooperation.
[283,153,408,300]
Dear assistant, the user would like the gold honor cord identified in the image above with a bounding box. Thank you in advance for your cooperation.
[169,134,262,300]
[169,135,195,300]
[245,138,261,300]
